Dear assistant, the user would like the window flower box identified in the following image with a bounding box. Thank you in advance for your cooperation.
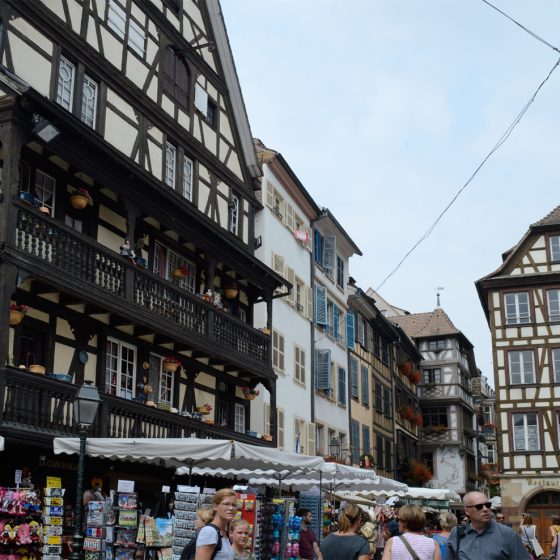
[70,188,93,209]
[162,356,181,372]
[9,303,28,326]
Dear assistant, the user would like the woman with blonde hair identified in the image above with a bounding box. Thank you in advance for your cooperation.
[432,512,456,559]
[382,504,441,560]
[194,507,214,533]
[549,516,560,559]
[230,519,254,560]
[518,514,539,558]
[320,503,370,560]
[195,488,235,560]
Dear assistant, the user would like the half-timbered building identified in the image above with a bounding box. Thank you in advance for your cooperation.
[390,308,480,495]
[0,0,283,481]
[476,205,560,551]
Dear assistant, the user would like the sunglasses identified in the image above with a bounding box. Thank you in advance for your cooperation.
[496,517,505,520]
[465,502,492,511]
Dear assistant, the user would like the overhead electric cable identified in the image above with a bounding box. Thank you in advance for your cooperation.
[481,0,560,53]
[375,55,560,292]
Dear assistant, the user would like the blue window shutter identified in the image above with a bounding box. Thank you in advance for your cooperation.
[314,285,327,325]
[323,235,336,269]
[351,358,359,399]
[346,311,355,349]
[338,367,346,405]
[361,365,369,404]
[313,229,322,264]
[351,420,360,464]
[315,349,331,390]
[333,303,339,341]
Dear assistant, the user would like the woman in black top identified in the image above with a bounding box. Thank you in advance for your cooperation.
[320,504,370,560]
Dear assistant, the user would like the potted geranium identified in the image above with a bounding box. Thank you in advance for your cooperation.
[9,303,29,326]
[70,187,93,209]
[162,356,181,373]
[241,386,259,400]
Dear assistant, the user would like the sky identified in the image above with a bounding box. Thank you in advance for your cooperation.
[220,0,560,383]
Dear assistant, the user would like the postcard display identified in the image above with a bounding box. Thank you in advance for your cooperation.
[0,486,43,560]
[171,488,212,560]
[43,478,64,560]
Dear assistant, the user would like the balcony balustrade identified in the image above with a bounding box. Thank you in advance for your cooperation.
[419,382,474,407]
[0,368,271,445]
[13,204,269,366]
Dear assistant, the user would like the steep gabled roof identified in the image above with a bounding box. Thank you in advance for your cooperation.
[389,308,470,346]
[531,204,560,227]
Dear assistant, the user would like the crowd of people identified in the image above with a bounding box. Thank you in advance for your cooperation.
[183,488,560,560]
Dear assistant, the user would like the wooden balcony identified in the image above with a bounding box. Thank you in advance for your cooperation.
[419,383,474,408]
[0,367,272,446]
[10,203,270,372]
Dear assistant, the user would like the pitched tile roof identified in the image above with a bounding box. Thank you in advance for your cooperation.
[389,308,461,339]
[531,204,560,227]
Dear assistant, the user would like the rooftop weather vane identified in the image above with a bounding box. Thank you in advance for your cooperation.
[436,286,444,307]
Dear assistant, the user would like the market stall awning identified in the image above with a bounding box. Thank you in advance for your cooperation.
[0,436,4,451]
[358,486,461,506]
[247,462,407,493]
[53,437,233,469]
[175,440,325,479]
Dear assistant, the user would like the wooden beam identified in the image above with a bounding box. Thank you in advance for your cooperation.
[30,281,59,295]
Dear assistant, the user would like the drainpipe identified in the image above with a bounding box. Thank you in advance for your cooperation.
[309,223,316,424]
[390,341,398,474]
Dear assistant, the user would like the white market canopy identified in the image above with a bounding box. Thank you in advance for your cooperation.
[54,437,325,477]
[0,436,4,451]
[248,462,408,493]
[359,486,461,503]
[174,440,325,479]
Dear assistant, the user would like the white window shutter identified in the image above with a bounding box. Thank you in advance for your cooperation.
[266,181,274,209]
[305,226,313,251]
[307,422,316,456]
[272,253,285,277]
[314,285,327,325]
[278,408,285,450]
[286,267,295,306]
[316,349,331,390]
[194,83,208,113]
[264,401,271,436]
[306,286,313,320]
[323,235,336,270]
[285,203,294,231]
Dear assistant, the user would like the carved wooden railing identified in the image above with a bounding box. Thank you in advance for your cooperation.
[0,368,272,445]
[14,205,269,365]
[419,383,474,407]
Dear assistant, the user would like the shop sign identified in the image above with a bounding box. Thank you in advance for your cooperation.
[401,498,450,510]
[15,470,22,485]
[527,479,560,487]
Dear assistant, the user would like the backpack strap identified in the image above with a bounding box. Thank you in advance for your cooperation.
[207,523,222,558]
[398,535,421,560]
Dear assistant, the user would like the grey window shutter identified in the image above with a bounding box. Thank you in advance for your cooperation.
[323,235,336,270]
[315,349,331,390]
[314,285,327,325]
[351,358,359,398]
[346,312,355,349]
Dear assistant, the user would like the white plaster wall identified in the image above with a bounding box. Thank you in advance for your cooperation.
[434,446,465,494]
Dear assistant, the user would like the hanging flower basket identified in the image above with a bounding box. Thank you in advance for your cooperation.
[400,361,413,375]
[172,265,189,279]
[70,188,93,209]
[242,386,259,400]
[9,304,28,326]
[162,356,181,372]
[29,365,46,375]
[223,282,239,299]
[410,370,422,385]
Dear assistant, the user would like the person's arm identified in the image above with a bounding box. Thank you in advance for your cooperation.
[509,530,532,560]
[381,537,392,560]
[433,541,442,560]
[194,527,218,560]
[312,539,323,560]
[194,544,215,560]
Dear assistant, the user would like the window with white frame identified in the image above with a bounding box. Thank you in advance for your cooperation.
[34,170,56,213]
[483,405,492,425]
[81,75,98,128]
[228,194,239,235]
[158,358,174,405]
[56,56,75,110]
[164,142,176,187]
[182,156,193,201]
[508,350,535,384]
[513,412,540,451]
[128,19,145,56]
[272,331,285,374]
[295,277,305,314]
[551,235,560,262]
[294,344,305,384]
[547,289,560,322]
[423,368,441,385]
[486,443,495,464]
[294,417,306,453]
[105,338,136,400]
[504,292,530,324]
[107,0,145,56]
[336,255,344,288]
[551,348,560,383]
[234,403,245,434]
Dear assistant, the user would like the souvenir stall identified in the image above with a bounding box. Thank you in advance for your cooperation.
[54,437,326,560]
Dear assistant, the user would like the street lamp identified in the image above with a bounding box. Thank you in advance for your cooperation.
[328,437,341,460]
[70,381,101,560]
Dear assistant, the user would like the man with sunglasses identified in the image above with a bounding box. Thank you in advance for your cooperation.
[446,492,529,559]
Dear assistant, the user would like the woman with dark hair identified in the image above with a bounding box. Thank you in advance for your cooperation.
[320,504,370,560]
[382,504,441,560]
[518,514,539,558]
[549,516,560,559]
